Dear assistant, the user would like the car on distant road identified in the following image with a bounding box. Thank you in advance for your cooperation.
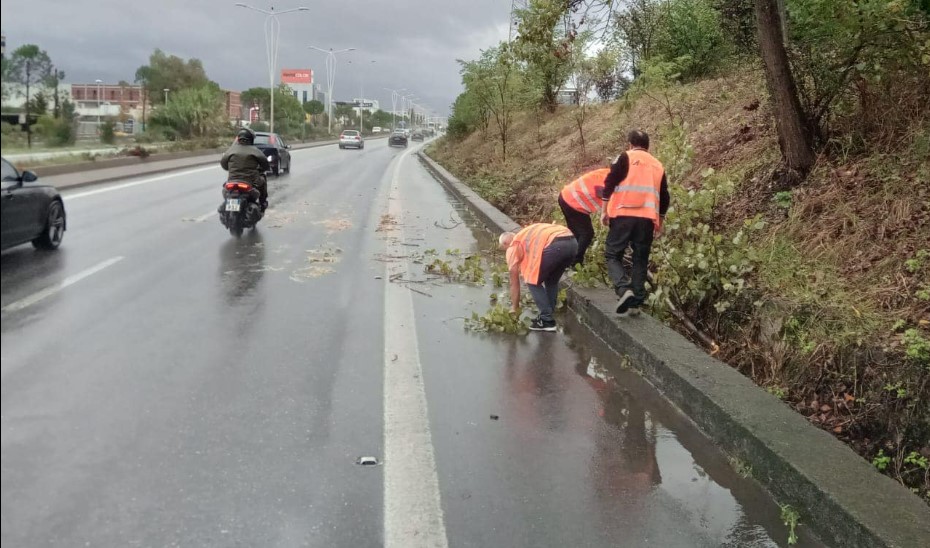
[372,126,382,134]
[339,130,364,150]
[254,132,291,176]
[389,130,408,148]
[411,131,425,142]
[1,157,66,251]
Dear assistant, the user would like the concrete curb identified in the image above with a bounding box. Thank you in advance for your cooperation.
[418,150,930,548]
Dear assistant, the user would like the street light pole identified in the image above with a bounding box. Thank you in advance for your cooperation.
[95,79,103,127]
[309,45,355,135]
[350,59,375,133]
[236,3,309,134]
[383,87,405,131]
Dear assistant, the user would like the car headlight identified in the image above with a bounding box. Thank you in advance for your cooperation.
[267,155,274,162]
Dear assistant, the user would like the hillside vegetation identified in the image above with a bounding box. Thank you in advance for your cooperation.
[430,0,929,501]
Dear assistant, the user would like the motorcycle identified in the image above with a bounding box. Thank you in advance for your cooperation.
[218,180,264,237]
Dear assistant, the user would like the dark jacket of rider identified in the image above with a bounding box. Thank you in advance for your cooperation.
[220,143,270,185]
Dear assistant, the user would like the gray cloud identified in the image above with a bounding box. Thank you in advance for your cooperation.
[1,0,512,115]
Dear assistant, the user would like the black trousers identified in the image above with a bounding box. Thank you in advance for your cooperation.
[605,216,654,303]
[558,194,595,266]
[527,236,578,321]
[253,175,268,202]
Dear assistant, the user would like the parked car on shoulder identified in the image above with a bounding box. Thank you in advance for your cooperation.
[389,130,408,148]
[339,130,364,150]
[254,132,291,176]
[1,157,66,251]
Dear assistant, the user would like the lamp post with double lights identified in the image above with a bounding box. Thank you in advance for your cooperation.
[309,45,355,135]
[383,87,405,131]
[348,59,375,133]
[401,94,417,128]
[235,2,309,134]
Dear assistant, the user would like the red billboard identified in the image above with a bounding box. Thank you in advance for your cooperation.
[281,69,312,84]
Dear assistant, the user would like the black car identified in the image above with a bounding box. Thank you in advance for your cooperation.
[254,132,291,176]
[389,130,408,148]
[1,157,66,251]
[411,131,425,142]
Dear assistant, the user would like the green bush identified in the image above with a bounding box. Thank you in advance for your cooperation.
[100,118,116,144]
[653,0,733,80]
[1,121,27,148]
[34,115,75,146]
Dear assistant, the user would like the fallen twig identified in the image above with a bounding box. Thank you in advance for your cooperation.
[434,211,463,230]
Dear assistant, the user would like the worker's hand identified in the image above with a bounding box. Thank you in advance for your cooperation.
[600,213,609,227]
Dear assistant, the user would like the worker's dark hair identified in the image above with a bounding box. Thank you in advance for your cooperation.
[628,130,650,150]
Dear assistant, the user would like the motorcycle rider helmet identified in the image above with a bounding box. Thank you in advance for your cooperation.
[236,127,256,145]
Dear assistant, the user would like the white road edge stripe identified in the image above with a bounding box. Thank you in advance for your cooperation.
[65,166,219,200]
[383,147,450,548]
[2,256,124,313]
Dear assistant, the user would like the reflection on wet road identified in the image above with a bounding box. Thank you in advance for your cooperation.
[1,140,822,547]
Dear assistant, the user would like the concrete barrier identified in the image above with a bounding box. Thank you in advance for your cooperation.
[418,150,930,548]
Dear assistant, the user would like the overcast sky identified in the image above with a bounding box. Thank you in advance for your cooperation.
[1,0,513,116]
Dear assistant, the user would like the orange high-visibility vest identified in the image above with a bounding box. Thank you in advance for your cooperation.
[511,223,573,285]
[560,168,610,214]
[606,149,665,228]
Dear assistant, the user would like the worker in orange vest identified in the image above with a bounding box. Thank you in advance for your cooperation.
[558,168,610,266]
[499,223,578,331]
[600,130,670,316]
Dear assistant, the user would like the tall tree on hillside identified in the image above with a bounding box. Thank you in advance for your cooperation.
[44,68,66,118]
[614,0,664,77]
[461,44,527,159]
[7,44,54,147]
[754,0,815,182]
[514,0,575,112]
[135,49,213,105]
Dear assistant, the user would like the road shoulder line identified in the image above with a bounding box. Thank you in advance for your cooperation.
[382,148,450,548]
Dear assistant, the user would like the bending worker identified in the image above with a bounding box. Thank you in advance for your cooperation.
[558,167,611,266]
[499,223,578,332]
[600,130,670,316]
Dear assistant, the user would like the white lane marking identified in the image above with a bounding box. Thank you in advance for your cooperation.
[2,256,124,313]
[383,148,450,548]
[63,143,349,201]
[66,166,219,200]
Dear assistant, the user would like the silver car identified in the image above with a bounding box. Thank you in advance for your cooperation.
[339,130,364,150]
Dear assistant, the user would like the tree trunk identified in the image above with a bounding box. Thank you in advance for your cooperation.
[754,0,815,182]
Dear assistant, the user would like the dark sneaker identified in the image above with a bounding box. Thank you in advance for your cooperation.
[529,317,557,332]
[616,289,635,315]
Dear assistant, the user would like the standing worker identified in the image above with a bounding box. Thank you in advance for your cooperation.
[558,168,610,266]
[600,130,670,316]
[499,223,578,332]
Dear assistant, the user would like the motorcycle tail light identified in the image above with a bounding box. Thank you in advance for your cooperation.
[225,182,252,191]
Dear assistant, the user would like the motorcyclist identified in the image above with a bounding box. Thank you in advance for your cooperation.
[221,128,270,210]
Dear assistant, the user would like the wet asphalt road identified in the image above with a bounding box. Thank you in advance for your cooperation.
[1,140,822,547]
